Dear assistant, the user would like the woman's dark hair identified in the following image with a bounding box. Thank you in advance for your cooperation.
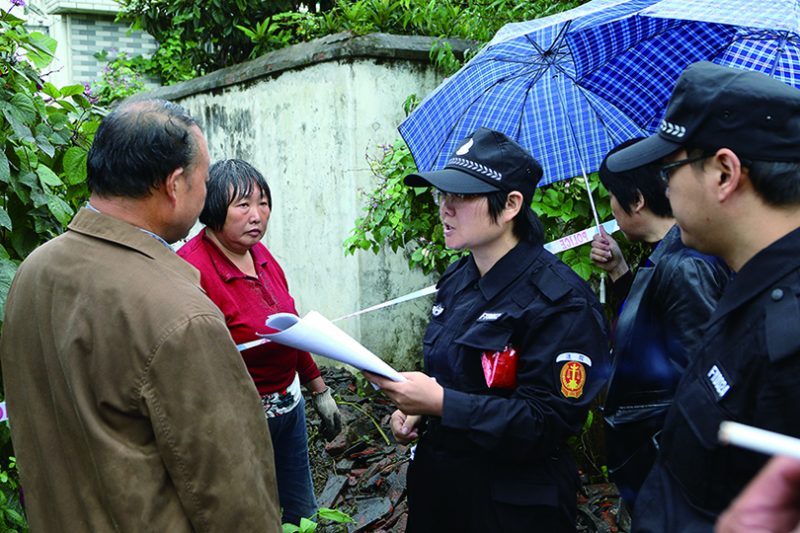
[486,190,544,245]
[599,138,672,218]
[87,99,198,198]
[200,159,272,231]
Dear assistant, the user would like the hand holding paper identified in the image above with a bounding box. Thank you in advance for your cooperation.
[259,311,405,382]
[363,371,443,417]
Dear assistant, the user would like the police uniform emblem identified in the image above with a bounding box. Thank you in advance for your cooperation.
[556,353,591,399]
[431,304,444,317]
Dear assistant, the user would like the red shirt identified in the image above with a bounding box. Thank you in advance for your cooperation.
[177,229,320,395]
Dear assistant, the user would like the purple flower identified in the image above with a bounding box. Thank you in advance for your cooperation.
[10,0,26,7]
[83,83,98,104]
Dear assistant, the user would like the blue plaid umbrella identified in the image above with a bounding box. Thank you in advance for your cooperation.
[399,0,800,190]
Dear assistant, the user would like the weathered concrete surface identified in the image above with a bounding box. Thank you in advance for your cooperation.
[155,34,472,370]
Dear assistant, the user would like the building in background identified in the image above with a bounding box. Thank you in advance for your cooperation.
[4,0,157,87]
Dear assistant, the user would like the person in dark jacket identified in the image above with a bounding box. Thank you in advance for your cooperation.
[606,61,800,532]
[590,139,729,509]
[366,127,610,533]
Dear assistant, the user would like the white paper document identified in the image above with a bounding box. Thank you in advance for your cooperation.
[259,311,406,382]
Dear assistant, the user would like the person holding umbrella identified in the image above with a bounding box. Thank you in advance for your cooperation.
[365,127,610,533]
[590,138,729,509]
[606,61,800,531]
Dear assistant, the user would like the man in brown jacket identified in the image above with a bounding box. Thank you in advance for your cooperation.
[0,99,282,531]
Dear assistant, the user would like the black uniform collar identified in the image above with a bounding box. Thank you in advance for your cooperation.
[711,225,800,323]
[457,240,543,301]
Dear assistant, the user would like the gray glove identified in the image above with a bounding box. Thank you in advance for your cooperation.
[312,387,342,441]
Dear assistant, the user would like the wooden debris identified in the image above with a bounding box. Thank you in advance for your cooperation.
[307,367,631,532]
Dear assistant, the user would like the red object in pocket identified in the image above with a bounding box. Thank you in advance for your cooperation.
[481,346,518,389]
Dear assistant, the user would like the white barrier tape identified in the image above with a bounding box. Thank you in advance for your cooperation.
[236,338,271,351]
[333,285,439,322]
[543,219,619,254]
[332,219,620,323]
[0,401,6,423]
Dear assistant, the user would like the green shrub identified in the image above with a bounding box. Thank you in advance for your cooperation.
[0,3,102,309]
[282,507,354,533]
[0,455,26,533]
[91,50,148,107]
[115,0,586,84]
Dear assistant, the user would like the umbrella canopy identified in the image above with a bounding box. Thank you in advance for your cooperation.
[399,0,800,187]
[641,0,800,33]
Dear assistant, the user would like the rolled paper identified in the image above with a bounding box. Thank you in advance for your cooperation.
[261,311,406,382]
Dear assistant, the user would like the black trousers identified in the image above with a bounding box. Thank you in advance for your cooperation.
[405,433,578,533]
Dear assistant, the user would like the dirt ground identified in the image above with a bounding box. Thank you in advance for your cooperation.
[304,367,631,532]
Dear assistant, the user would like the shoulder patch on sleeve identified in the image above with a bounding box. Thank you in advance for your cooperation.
[558,359,587,398]
[535,264,571,303]
[766,287,800,362]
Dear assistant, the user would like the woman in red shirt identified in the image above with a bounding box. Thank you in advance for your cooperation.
[178,159,341,526]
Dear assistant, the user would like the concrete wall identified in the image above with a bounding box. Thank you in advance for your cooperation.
[147,33,472,370]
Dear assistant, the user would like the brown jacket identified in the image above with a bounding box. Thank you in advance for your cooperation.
[0,209,281,532]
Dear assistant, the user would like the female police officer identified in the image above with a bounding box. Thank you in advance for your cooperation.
[365,128,610,532]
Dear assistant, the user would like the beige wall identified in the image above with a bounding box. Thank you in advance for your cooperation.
[153,34,472,369]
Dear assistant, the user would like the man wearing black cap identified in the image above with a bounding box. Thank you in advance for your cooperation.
[365,127,609,532]
[591,139,729,512]
[606,61,800,532]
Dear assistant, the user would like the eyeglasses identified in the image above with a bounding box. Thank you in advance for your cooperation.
[659,154,709,184]
[431,189,485,206]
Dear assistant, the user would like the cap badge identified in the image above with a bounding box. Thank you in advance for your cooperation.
[431,303,444,317]
[456,138,473,155]
[660,120,686,138]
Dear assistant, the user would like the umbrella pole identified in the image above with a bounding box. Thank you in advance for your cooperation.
[553,76,606,303]
[579,167,606,304]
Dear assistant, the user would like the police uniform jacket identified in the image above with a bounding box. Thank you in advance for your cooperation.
[633,226,800,532]
[419,239,609,507]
